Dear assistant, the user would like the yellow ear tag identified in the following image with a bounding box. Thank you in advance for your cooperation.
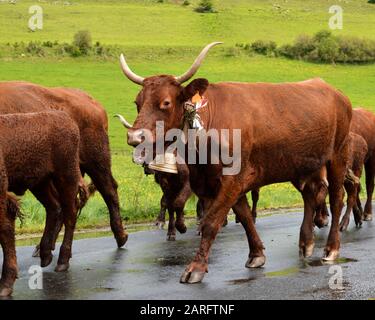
[192,92,202,104]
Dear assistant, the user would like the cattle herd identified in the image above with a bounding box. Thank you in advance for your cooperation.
[0,42,375,297]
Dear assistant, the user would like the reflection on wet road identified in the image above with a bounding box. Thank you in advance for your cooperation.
[5,211,375,299]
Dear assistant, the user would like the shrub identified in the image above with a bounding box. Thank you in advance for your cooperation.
[182,0,190,6]
[368,0,375,3]
[57,43,82,57]
[195,0,216,13]
[289,34,315,58]
[42,41,54,48]
[315,35,340,63]
[26,41,44,56]
[250,40,277,55]
[276,30,375,64]
[73,30,92,55]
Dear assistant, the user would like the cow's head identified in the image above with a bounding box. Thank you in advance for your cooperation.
[116,42,222,147]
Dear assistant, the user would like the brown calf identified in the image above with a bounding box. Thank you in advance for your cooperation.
[0,111,85,297]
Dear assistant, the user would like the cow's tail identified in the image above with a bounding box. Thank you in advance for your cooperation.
[6,193,24,224]
[76,179,98,217]
[345,169,360,185]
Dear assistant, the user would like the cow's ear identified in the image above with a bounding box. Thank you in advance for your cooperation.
[182,78,209,101]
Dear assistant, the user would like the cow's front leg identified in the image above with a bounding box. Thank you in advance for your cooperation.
[314,202,329,228]
[166,207,176,241]
[155,195,167,229]
[180,178,240,284]
[250,189,260,223]
[232,195,265,268]
[324,156,347,261]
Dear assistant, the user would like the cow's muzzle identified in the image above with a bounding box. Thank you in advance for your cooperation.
[127,129,143,146]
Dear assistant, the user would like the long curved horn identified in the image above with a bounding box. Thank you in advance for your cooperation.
[114,114,133,129]
[175,42,223,84]
[119,54,144,85]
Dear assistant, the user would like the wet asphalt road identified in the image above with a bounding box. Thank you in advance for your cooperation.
[5,210,375,300]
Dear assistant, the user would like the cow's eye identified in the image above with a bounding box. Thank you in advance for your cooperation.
[161,100,171,109]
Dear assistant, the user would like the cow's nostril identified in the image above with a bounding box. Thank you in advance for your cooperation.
[127,130,143,146]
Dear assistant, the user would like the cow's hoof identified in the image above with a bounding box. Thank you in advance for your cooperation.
[299,243,314,258]
[355,221,363,228]
[40,254,53,268]
[180,270,205,284]
[364,214,373,222]
[176,223,187,234]
[245,255,266,268]
[322,249,339,262]
[116,232,128,248]
[32,245,41,258]
[55,263,70,272]
[314,217,329,229]
[167,235,176,241]
[222,218,228,227]
[0,285,12,297]
[305,243,314,258]
[155,220,165,229]
[339,220,349,232]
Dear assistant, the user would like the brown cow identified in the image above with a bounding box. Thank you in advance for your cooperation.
[119,43,352,283]
[153,170,190,240]
[314,108,375,227]
[350,108,375,221]
[0,81,127,252]
[0,111,86,297]
[339,132,368,231]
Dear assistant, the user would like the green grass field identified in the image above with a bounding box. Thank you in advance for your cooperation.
[1,0,375,233]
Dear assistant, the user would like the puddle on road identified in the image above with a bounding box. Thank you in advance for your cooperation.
[231,257,359,283]
[227,276,261,285]
[303,257,358,267]
[155,256,192,266]
[265,267,300,278]
[130,255,192,266]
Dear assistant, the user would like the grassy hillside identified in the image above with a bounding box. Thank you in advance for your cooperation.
[1,0,375,233]
[1,0,375,46]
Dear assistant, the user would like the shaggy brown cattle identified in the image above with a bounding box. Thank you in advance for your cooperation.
[339,132,368,231]
[0,111,86,297]
[314,108,375,227]
[119,43,352,283]
[350,108,375,221]
[153,171,190,240]
[0,81,127,251]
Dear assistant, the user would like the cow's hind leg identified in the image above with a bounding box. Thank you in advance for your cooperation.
[340,181,358,231]
[356,184,364,218]
[353,185,363,227]
[85,152,128,248]
[0,196,17,297]
[232,195,265,268]
[299,187,316,258]
[31,182,63,265]
[53,176,79,272]
[363,157,375,221]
